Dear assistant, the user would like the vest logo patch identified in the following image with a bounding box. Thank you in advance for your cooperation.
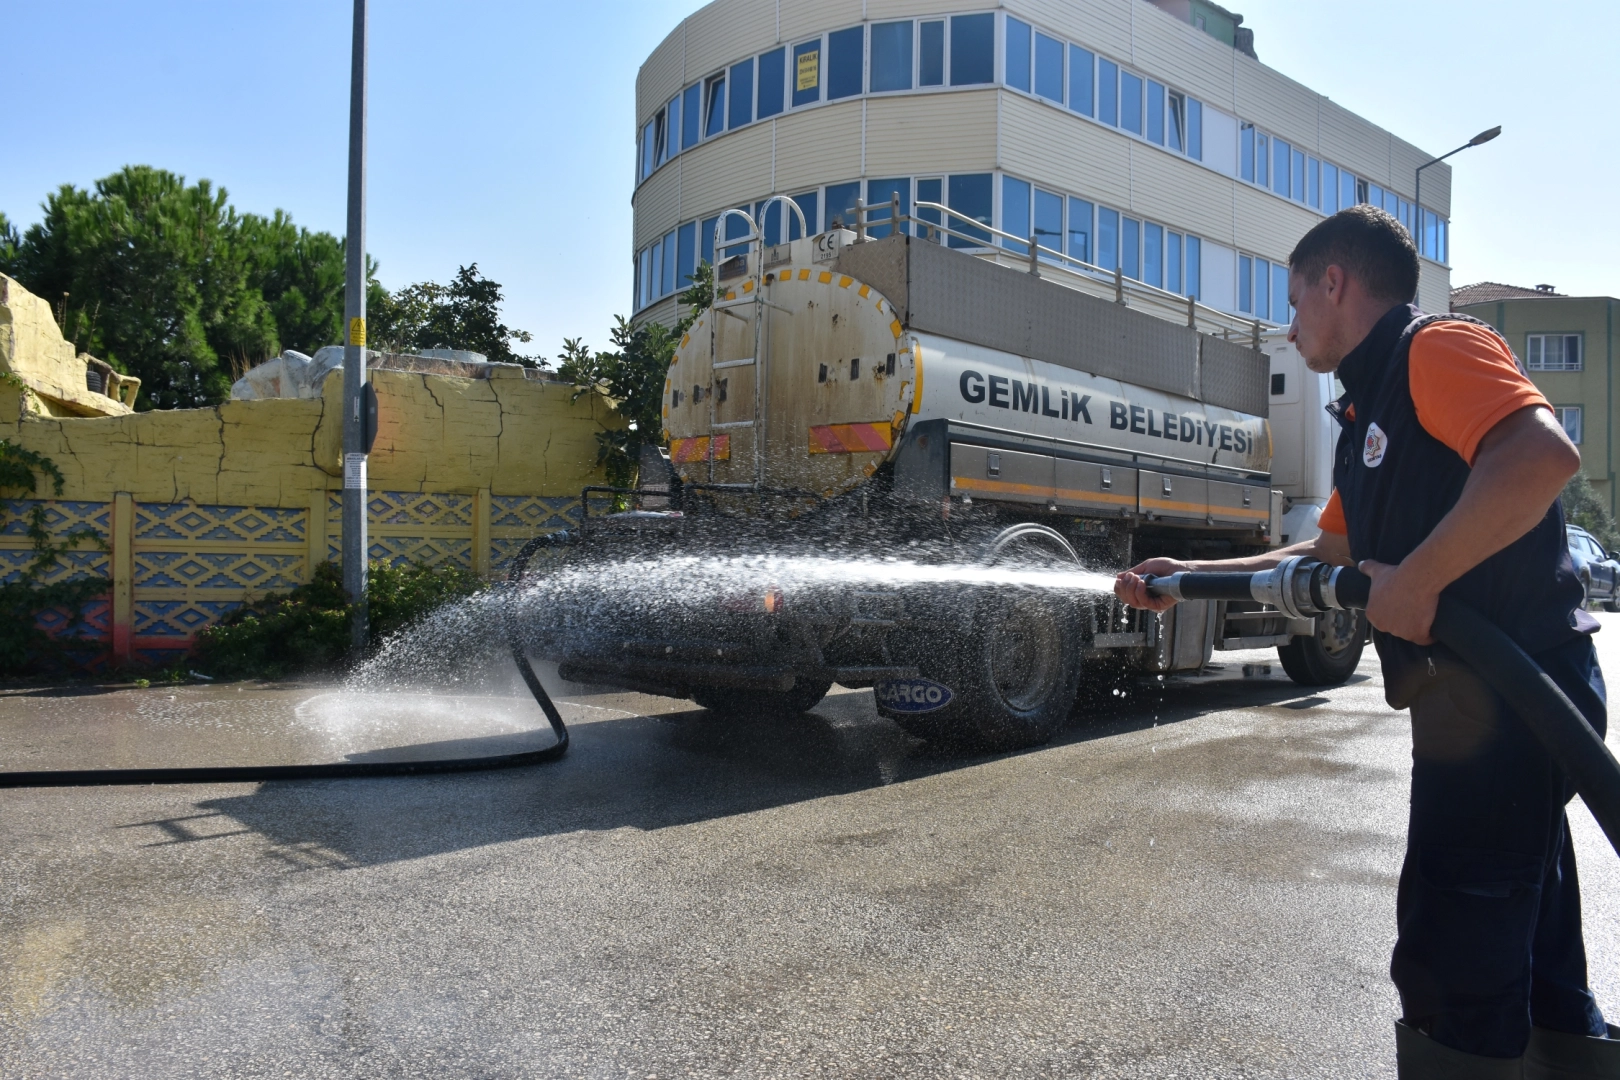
[1363,422,1388,468]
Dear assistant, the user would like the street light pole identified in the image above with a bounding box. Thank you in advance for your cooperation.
[1414,125,1501,257]
[342,0,370,650]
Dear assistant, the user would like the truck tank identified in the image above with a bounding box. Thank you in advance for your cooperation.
[531,212,1362,751]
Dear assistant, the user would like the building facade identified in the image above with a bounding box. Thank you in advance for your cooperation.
[1453,283,1619,516]
[630,0,1454,327]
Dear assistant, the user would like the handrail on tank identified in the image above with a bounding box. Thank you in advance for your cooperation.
[889,199,1262,341]
[711,208,760,265]
[755,195,809,246]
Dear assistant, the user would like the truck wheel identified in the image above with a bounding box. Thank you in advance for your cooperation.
[882,525,1084,752]
[1604,599,1620,614]
[692,679,832,717]
[1276,608,1366,686]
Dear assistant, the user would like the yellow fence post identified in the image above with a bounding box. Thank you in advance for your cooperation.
[307,489,329,582]
[111,491,134,662]
[473,487,492,578]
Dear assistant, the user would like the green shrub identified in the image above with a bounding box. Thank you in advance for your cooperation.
[1563,473,1620,553]
[192,560,483,680]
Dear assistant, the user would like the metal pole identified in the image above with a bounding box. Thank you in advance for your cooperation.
[342,0,369,650]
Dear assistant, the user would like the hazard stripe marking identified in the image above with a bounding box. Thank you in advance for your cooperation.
[669,435,731,463]
[808,422,895,455]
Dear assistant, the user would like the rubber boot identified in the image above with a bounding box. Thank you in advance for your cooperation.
[1396,1019,1523,1079]
[1524,1024,1620,1079]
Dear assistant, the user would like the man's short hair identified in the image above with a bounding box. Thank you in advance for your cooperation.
[1289,205,1419,305]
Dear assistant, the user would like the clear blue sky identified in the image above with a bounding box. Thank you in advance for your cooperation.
[4,1,1614,359]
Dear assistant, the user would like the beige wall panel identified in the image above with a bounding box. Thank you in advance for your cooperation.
[638,29,686,123]
[772,101,865,194]
[780,0,863,43]
[1127,7,1237,110]
[1389,137,1446,206]
[1417,262,1451,315]
[685,0,777,85]
[633,165,683,248]
[1007,0,1132,59]
[1233,61,1319,152]
[867,0,966,19]
[1234,184,1316,264]
[1319,100,1392,186]
[1127,143,1238,244]
[864,92,998,178]
[676,123,778,223]
[998,94,1132,207]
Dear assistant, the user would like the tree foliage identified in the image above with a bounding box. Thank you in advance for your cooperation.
[1563,473,1620,553]
[369,263,537,366]
[556,262,713,489]
[0,166,385,409]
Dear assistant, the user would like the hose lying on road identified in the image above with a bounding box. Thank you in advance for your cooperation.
[0,535,570,789]
[1146,558,1620,860]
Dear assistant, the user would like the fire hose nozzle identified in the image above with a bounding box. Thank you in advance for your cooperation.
[1142,558,1371,618]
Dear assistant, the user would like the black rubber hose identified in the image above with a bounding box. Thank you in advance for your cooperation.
[0,534,571,789]
[1171,572,1261,602]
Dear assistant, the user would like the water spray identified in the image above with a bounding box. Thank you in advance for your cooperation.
[1144,557,1620,859]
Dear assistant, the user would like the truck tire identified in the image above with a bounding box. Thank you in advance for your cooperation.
[692,679,832,717]
[1276,607,1366,686]
[882,525,1084,752]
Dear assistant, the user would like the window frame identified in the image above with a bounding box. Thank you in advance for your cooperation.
[1527,334,1584,372]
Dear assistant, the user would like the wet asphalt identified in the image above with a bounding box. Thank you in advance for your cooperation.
[4,626,1620,1078]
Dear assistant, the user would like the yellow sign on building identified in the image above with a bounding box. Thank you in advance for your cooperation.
[796,48,819,92]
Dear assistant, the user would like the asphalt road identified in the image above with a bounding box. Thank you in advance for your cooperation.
[4,626,1620,1078]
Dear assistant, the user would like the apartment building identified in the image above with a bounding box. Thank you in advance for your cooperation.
[630,0,1454,326]
[1453,282,1619,515]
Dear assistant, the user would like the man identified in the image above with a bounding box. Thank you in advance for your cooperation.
[1116,206,1618,1079]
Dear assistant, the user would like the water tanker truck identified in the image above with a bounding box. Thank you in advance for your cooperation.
[525,200,1358,750]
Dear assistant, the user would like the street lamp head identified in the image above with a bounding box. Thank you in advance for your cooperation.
[1469,125,1503,146]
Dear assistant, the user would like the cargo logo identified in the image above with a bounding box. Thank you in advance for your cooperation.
[1363,422,1387,468]
[874,678,954,713]
[960,370,1092,423]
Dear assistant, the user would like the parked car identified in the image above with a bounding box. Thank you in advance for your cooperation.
[1566,525,1620,611]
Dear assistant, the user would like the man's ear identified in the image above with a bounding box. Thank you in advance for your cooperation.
[1322,264,1346,305]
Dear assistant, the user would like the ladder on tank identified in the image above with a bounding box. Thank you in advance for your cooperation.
[705,197,807,490]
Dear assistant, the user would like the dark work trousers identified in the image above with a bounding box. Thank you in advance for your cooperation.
[1391,632,1609,1058]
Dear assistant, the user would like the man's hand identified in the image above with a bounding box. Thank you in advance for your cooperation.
[1360,559,1438,645]
[1115,557,1190,611]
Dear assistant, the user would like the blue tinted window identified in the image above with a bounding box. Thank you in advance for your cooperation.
[870,21,913,92]
[1098,60,1118,125]
[637,248,649,308]
[1187,98,1202,160]
[677,222,697,286]
[1320,162,1338,212]
[1340,170,1355,210]
[649,238,663,299]
[1272,138,1290,196]
[1097,207,1119,271]
[1238,255,1252,312]
[682,85,701,149]
[828,26,863,100]
[825,181,861,230]
[1034,189,1062,261]
[1167,231,1182,294]
[947,172,993,247]
[950,13,994,85]
[1146,81,1164,144]
[661,230,677,296]
[1167,93,1182,152]
[866,177,910,239]
[701,215,718,268]
[1254,258,1270,320]
[920,21,944,86]
[1368,183,1385,209]
[1005,18,1031,93]
[1185,236,1201,298]
[1120,72,1143,134]
[1122,216,1140,279]
[758,200,781,247]
[729,59,754,128]
[1143,222,1162,288]
[1255,133,1268,187]
[640,120,656,180]
[1067,197,1093,263]
[1069,45,1093,116]
[790,191,818,239]
[757,48,785,118]
[916,177,942,236]
[1291,148,1305,201]
[1001,175,1031,254]
[1240,124,1254,182]
[1273,263,1291,323]
[704,74,726,137]
[723,211,750,258]
[665,96,681,161]
[1308,157,1320,207]
[792,41,821,107]
[1035,33,1063,103]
